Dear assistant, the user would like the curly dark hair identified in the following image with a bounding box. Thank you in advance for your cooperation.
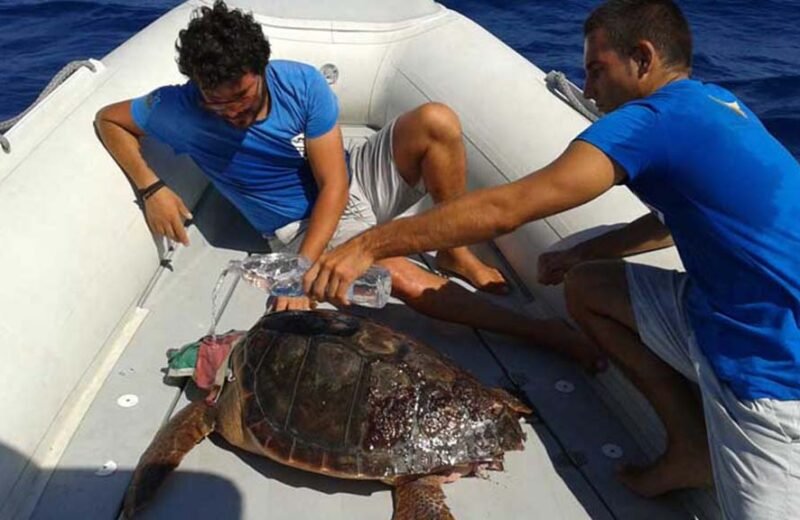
[584,0,692,71]
[176,0,271,90]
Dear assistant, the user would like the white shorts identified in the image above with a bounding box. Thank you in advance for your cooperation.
[626,262,800,519]
[267,119,426,253]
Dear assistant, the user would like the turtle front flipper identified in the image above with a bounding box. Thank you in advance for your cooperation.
[392,476,455,520]
[123,400,216,518]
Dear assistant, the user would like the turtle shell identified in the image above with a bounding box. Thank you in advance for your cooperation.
[231,310,528,480]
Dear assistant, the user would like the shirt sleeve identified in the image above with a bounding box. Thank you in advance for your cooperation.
[130,88,165,133]
[129,85,193,153]
[575,102,664,182]
[303,68,339,139]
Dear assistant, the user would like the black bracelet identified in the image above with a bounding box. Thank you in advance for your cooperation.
[138,180,166,201]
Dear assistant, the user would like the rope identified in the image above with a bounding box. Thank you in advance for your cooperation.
[0,60,97,153]
[545,70,603,122]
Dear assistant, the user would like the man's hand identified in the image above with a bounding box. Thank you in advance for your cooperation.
[271,295,317,312]
[303,238,375,306]
[537,247,586,285]
[537,214,674,286]
[144,187,193,246]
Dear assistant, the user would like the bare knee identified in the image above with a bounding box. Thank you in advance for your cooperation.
[392,102,465,187]
[414,102,462,144]
[564,260,627,321]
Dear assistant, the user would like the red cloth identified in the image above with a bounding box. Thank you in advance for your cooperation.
[194,330,245,391]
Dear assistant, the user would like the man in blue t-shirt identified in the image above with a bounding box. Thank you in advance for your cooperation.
[304,1,800,516]
[95,1,609,371]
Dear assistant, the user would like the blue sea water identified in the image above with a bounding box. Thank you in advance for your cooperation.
[1,0,798,158]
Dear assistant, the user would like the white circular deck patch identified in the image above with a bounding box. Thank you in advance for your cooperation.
[117,394,139,408]
[601,443,624,459]
[95,460,118,477]
[554,380,575,393]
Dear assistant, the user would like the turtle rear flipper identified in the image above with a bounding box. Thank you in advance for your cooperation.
[393,476,455,520]
[123,401,216,518]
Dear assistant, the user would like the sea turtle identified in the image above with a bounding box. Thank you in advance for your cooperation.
[124,310,531,519]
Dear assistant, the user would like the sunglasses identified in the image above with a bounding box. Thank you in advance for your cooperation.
[199,75,266,116]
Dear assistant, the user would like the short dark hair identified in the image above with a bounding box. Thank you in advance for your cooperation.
[176,0,271,90]
[584,0,692,71]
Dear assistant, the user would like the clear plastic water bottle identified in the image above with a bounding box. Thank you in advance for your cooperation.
[224,252,392,308]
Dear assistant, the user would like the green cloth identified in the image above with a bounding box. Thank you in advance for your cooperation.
[166,340,201,378]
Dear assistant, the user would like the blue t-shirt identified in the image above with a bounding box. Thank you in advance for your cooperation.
[577,79,800,400]
[131,60,339,235]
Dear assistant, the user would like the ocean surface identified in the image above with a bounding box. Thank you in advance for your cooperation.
[1,0,798,159]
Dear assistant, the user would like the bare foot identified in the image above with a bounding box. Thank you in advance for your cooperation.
[436,248,509,294]
[616,446,713,497]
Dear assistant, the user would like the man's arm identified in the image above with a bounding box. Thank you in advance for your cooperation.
[297,125,349,262]
[538,212,673,285]
[305,140,625,303]
[95,100,192,245]
[270,125,349,312]
[577,212,673,258]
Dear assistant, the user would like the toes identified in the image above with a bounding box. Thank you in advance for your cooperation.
[615,464,661,498]
[476,267,509,293]
[479,279,510,295]
[614,455,713,498]
[437,262,510,294]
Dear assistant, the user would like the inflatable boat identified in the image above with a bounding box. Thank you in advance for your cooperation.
[0,0,718,518]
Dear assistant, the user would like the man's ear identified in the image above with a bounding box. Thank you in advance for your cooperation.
[633,40,657,78]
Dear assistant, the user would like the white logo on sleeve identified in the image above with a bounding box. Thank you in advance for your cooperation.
[291,133,306,157]
[145,91,161,109]
[708,95,747,118]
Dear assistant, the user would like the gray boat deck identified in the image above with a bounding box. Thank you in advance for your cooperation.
[28,130,703,520]
[30,221,692,519]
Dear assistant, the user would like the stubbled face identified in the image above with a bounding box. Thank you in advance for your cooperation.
[583,28,641,113]
[199,72,266,128]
